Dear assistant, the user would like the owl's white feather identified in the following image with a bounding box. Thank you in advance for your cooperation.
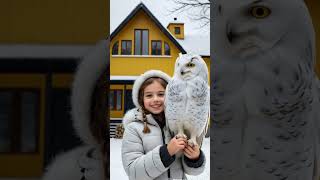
[165,53,209,148]
[212,0,320,179]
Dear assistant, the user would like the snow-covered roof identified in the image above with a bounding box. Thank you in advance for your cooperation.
[167,19,184,25]
[178,34,210,56]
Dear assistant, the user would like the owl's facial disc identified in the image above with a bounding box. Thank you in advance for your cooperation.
[226,4,272,59]
[180,69,191,76]
[180,66,197,80]
[234,40,262,59]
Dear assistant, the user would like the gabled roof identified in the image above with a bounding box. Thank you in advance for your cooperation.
[110,2,186,54]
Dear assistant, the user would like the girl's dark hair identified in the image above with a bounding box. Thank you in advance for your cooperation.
[137,77,168,133]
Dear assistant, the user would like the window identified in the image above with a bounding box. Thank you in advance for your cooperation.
[109,90,122,110]
[112,41,119,55]
[121,40,132,55]
[164,42,170,56]
[151,41,162,55]
[0,90,39,153]
[135,29,149,55]
[175,27,181,34]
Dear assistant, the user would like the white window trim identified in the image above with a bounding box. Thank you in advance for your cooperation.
[0,44,95,58]
[112,55,172,58]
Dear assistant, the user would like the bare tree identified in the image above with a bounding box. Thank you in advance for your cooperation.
[169,0,210,27]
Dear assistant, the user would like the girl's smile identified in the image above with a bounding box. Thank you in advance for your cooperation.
[143,81,165,114]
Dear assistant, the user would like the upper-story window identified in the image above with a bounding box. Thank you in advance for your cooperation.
[151,41,162,55]
[121,40,132,55]
[164,42,170,56]
[174,27,181,34]
[112,41,119,55]
[134,29,149,55]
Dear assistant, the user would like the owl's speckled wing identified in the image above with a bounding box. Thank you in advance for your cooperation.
[165,78,187,136]
[185,76,210,142]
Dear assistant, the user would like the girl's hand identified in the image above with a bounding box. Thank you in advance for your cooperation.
[167,136,187,156]
[184,144,200,160]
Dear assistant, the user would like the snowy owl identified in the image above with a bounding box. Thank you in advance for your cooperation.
[165,53,209,148]
[212,0,320,180]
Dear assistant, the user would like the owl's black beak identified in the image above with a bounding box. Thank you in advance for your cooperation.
[227,29,234,43]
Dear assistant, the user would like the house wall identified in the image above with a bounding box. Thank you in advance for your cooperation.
[111,10,183,76]
[167,23,185,39]
[0,0,108,43]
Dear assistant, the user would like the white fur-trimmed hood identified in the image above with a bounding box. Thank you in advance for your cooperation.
[71,39,108,146]
[132,70,171,108]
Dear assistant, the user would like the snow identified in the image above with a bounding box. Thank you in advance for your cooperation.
[110,137,210,180]
[178,34,210,56]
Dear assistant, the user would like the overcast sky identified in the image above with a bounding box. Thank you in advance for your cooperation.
[110,0,210,36]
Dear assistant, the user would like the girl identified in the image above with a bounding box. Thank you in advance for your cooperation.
[121,70,206,180]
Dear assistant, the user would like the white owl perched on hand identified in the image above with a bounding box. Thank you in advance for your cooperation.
[212,0,320,180]
[165,53,210,148]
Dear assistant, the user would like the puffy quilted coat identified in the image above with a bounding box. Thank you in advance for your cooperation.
[121,107,206,180]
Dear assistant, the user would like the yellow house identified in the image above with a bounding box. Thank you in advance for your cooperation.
[110,2,210,136]
[0,0,108,177]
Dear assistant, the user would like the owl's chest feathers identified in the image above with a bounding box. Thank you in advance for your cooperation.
[213,70,315,133]
[169,78,208,102]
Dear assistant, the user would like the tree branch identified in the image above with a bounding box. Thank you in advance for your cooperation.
[168,0,210,28]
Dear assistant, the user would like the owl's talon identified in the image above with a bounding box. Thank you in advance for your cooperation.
[187,139,197,147]
[175,134,187,140]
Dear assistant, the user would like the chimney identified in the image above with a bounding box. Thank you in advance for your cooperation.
[167,18,184,40]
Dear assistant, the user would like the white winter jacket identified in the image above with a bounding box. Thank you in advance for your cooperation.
[121,108,206,180]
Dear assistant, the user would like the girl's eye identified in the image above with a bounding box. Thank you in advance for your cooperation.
[145,94,152,98]
[158,93,164,97]
[250,6,271,19]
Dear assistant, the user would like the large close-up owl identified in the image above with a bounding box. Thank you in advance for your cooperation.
[165,53,210,148]
[212,0,320,180]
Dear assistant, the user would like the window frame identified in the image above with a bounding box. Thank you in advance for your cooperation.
[109,89,123,111]
[134,29,149,55]
[174,27,181,35]
[121,40,132,55]
[112,41,119,55]
[151,40,162,55]
[0,88,40,154]
[164,42,170,56]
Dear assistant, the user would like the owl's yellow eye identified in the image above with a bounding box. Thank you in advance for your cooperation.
[186,63,195,68]
[250,6,271,19]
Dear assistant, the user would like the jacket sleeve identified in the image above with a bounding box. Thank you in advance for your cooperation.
[181,149,206,176]
[121,124,169,180]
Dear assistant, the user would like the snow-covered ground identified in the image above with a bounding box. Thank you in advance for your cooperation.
[110,137,210,180]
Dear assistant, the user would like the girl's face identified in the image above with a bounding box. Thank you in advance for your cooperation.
[143,81,165,114]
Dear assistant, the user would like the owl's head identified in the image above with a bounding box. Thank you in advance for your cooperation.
[174,53,208,82]
[213,0,315,62]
